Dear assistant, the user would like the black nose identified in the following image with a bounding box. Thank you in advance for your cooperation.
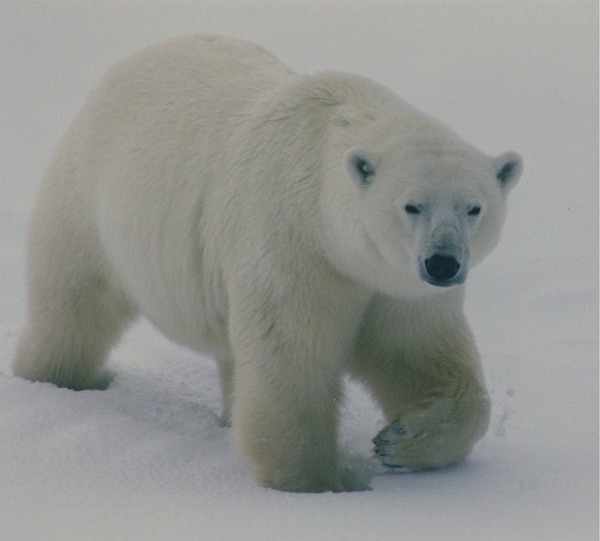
[425,255,461,281]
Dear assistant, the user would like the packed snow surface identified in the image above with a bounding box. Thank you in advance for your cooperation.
[1,2,597,540]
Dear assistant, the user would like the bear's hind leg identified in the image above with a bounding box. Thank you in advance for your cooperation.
[14,274,136,391]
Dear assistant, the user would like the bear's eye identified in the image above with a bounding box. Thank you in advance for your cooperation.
[467,206,481,216]
[354,157,376,185]
[404,204,421,215]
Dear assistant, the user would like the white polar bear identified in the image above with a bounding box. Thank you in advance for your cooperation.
[13,36,522,492]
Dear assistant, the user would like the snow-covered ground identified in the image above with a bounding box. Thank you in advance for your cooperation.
[1,1,597,540]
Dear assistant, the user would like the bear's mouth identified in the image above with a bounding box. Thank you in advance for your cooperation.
[423,275,466,287]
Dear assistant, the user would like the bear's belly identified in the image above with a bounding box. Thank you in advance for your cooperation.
[97,209,228,355]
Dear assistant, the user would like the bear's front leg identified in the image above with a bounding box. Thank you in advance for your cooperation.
[352,294,491,471]
[232,358,361,492]
[228,283,370,493]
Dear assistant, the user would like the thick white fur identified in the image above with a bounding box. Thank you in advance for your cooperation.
[13,36,522,492]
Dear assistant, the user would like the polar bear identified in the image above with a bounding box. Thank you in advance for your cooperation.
[13,36,522,492]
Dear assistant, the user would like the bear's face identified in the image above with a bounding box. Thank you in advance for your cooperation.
[390,149,522,289]
[320,123,522,298]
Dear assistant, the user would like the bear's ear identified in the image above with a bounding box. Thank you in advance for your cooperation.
[344,148,377,187]
[494,151,523,194]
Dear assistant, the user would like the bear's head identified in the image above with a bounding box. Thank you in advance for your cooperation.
[316,75,523,298]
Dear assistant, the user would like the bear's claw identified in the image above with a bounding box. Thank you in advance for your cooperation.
[372,421,407,459]
[390,421,407,434]
[372,425,417,470]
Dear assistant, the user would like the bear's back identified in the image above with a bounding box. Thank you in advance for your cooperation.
[84,35,294,128]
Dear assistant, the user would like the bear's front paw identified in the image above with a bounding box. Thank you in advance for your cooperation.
[373,395,489,470]
[373,421,422,471]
